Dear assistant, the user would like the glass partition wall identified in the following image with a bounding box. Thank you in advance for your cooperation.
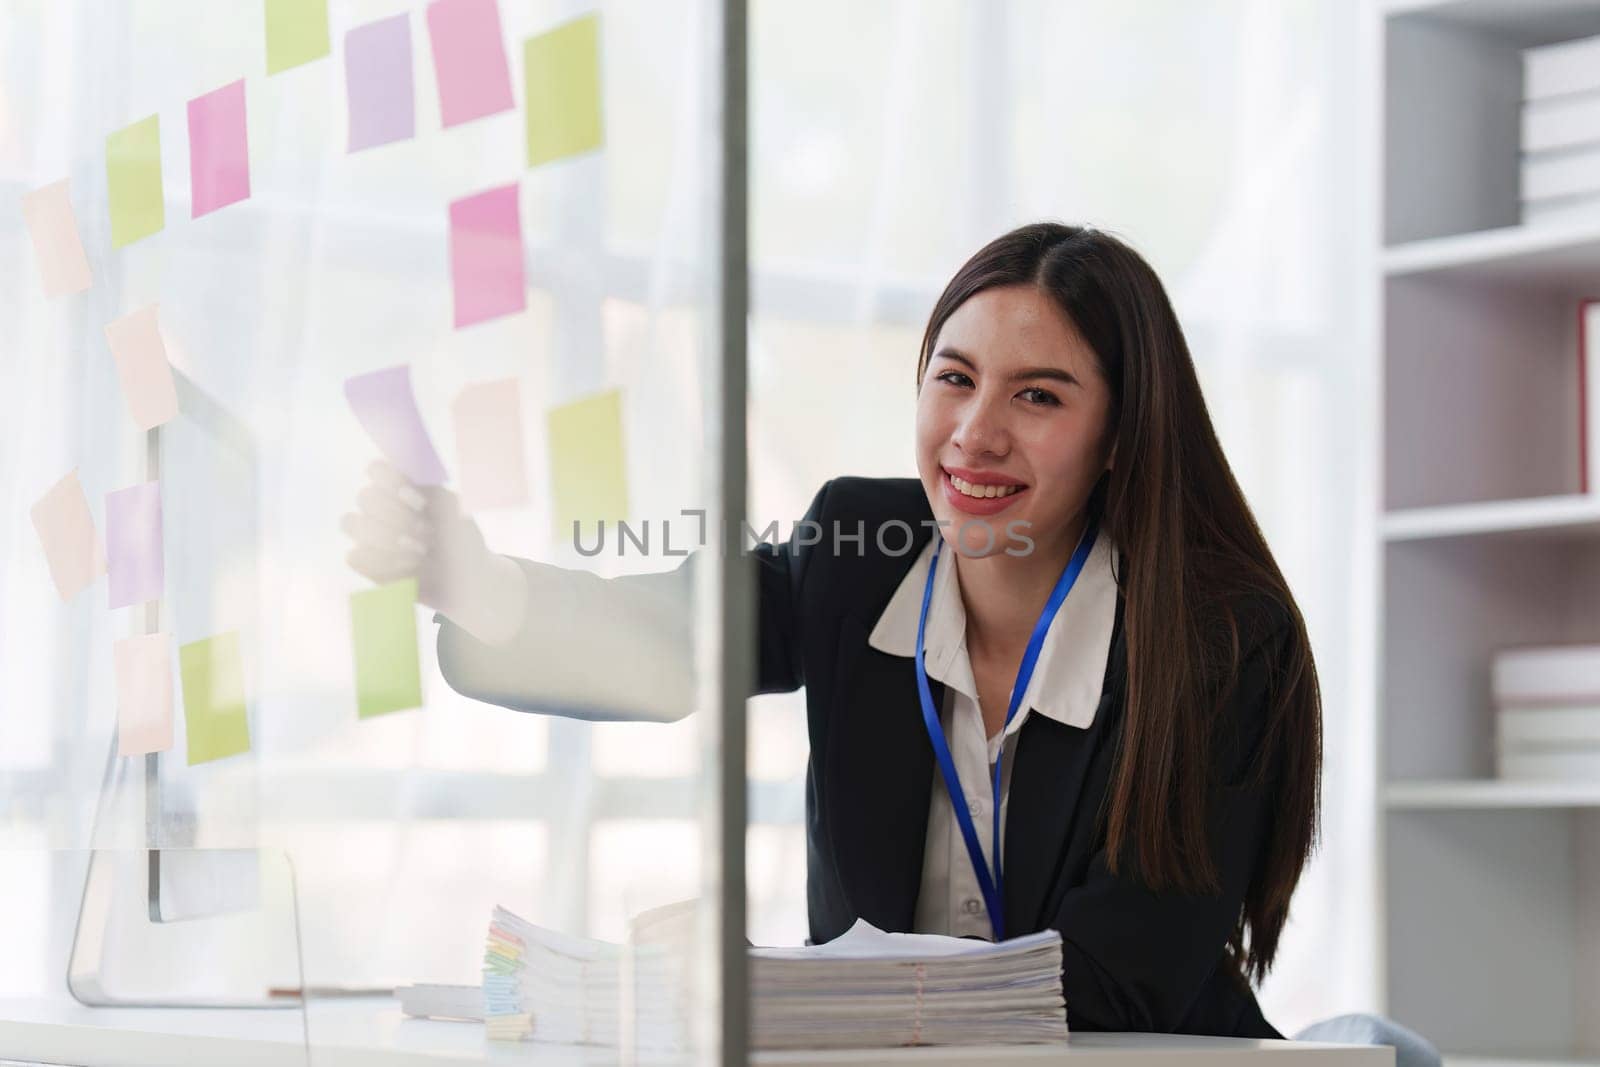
[1,0,747,1061]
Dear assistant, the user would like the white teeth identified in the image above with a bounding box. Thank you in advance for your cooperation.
[949,474,1022,499]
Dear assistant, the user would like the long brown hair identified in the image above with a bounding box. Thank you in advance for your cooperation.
[917,222,1322,984]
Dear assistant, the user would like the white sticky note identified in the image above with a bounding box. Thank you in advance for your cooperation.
[453,378,530,512]
[21,181,92,295]
[30,470,105,601]
[105,306,180,430]
[114,632,175,756]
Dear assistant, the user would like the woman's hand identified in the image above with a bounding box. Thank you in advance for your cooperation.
[342,460,528,645]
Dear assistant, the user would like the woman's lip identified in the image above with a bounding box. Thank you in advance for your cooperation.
[940,469,1029,516]
[941,465,1027,487]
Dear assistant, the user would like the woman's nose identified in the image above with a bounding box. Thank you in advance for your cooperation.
[952,397,1010,457]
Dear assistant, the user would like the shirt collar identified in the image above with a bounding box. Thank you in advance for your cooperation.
[867,531,1120,731]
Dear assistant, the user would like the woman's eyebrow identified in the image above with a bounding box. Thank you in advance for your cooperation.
[933,347,1081,388]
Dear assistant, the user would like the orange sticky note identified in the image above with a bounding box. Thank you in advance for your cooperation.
[104,306,180,430]
[21,181,92,295]
[453,378,529,513]
[30,470,105,601]
[115,632,175,756]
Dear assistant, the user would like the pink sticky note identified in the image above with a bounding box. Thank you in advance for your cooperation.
[21,181,92,295]
[449,184,525,328]
[345,366,449,485]
[105,306,180,430]
[107,482,163,609]
[188,80,251,217]
[30,470,105,601]
[346,14,416,151]
[453,378,530,512]
[115,632,175,756]
[426,0,514,127]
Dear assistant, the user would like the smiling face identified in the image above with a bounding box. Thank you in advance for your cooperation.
[916,284,1117,561]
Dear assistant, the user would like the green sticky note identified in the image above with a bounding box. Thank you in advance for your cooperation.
[179,632,251,765]
[548,388,628,542]
[265,0,331,74]
[524,14,604,168]
[350,578,422,719]
[106,116,164,249]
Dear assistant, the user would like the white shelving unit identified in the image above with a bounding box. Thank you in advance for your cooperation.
[1378,0,1600,1060]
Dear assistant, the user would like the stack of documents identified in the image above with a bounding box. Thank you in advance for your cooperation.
[482,906,686,1049]
[749,919,1068,1050]
[1493,645,1600,780]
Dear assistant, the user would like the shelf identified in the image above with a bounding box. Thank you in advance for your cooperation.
[1384,0,1600,47]
[1388,779,1600,809]
[1383,495,1600,542]
[1385,219,1600,288]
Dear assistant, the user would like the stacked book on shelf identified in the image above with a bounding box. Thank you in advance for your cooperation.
[1521,33,1600,225]
[1493,644,1600,780]
[479,905,1069,1051]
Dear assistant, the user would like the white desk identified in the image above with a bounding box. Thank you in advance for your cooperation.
[0,997,1393,1067]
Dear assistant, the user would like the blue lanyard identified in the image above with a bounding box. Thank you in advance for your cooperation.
[913,520,1098,941]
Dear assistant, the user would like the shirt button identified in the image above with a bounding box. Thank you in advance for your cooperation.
[963,899,983,916]
[968,799,984,817]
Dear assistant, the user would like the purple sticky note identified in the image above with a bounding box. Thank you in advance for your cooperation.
[344,366,449,486]
[449,184,526,328]
[107,482,163,609]
[426,0,514,128]
[346,15,415,151]
[189,80,251,217]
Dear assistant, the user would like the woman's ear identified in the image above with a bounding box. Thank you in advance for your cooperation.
[1105,442,1117,473]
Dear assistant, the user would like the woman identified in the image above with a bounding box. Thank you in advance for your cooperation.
[343,223,1322,1037]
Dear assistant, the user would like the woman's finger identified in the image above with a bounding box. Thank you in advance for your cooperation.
[341,512,426,556]
[357,485,426,537]
[366,459,426,510]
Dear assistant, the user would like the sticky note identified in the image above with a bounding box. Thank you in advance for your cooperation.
[449,184,525,328]
[106,115,164,248]
[21,181,92,295]
[344,365,449,486]
[115,632,174,756]
[106,482,163,609]
[180,632,251,765]
[453,378,529,512]
[265,0,331,74]
[426,0,515,128]
[188,80,251,217]
[30,470,104,601]
[351,578,422,719]
[547,388,628,540]
[346,14,415,151]
[524,14,603,168]
[105,306,180,430]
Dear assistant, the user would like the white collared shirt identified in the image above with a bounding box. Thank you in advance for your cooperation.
[866,531,1120,941]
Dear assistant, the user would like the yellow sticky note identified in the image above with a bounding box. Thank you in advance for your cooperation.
[523,14,603,168]
[180,632,251,765]
[351,579,422,719]
[265,0,331,74]
[547,388,627,542]
[106,116,164,249]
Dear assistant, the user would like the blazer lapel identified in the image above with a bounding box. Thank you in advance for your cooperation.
[824,614,938,934]
[1002,595,1127,934]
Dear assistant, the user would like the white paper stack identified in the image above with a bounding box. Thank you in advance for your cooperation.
[1522,34,1600,225]
[749,919,1068,1050]
[1493,645,1600,779]
[481,905,688,1050]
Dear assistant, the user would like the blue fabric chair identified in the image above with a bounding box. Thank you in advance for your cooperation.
[1294,1014,1440,1067]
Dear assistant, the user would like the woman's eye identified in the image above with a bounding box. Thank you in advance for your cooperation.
[937,371,973,388]
[1020,387,1060,406]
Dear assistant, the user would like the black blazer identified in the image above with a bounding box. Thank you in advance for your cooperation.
[756,476,1290,1038]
